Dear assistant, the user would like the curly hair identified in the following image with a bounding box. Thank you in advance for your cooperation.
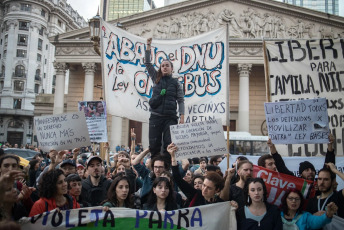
[103,173,133,208]
[38,169,64,198]
[146,177,176,211]
[244,178,268,206]
[280,188,304,216]
[191,175,204,188]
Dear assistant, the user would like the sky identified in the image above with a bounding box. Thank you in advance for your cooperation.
[67,0,165,21]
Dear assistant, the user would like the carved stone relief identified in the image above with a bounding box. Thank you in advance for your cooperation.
[55,46,97,56]
[135,7,344,40]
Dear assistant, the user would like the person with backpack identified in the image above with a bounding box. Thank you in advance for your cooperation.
[29,169,79,216]
[280,188,337,230]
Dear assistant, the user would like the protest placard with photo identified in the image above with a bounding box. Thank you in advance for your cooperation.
[34,112,91,152]
[78,101,108,142]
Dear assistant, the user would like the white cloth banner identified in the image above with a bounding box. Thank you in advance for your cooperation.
[324,215,344,230]
[264,98,329,144]
[20,202,236,230]
[101,20,228,125]
[264,39,344,156]
[219,155,344,191]
[78,101,108,142]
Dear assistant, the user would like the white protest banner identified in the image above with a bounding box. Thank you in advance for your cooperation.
[34,112,91,152]
[78,101,108,142]
[170,119,227,160]
[20,202,236,230]
[264,98,329,144]
[219,155,344,191]
[101,20,228,125]
[264,39,344,156]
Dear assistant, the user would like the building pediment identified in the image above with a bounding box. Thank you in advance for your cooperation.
[52,0,344,63]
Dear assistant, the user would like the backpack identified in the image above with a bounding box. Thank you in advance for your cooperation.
[282,213,303,230]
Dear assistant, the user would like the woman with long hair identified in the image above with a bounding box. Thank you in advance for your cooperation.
[29,169,79,216]
[145,38,184,161]
[143,177,178,211]
[168,143,224,207]
[237,178,282,230]
[102,173,133,210]
[280,188,337,230]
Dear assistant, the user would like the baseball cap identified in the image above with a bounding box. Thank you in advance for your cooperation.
[76,164,85,169]
[86,155,102,167]
[61,159,76,168]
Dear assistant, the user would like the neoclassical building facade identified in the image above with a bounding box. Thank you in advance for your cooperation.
[0,0,87,146]
[38,0,344,151]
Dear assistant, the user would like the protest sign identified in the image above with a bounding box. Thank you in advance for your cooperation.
[78,101,108,142]
[34,112,91,152]
[264,38,344,156]
[170,119,227,160]
[101,20,228,125]
[20,202,236,230]
[219,155,344,192]
[253,165,315,206]
[264,98,329,144]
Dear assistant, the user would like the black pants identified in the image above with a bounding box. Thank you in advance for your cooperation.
[149,114,178,162]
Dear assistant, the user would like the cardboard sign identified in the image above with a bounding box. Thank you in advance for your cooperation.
[264,39,344,156]
[170,119,227,160]
[264,98,329,144]
[20,202,236,230]
[34,112,91,152]
[78,101,108,142]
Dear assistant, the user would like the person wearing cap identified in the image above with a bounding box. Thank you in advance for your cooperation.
[60,159,76,176]
[81,155,112,206]
[76,164,85,178]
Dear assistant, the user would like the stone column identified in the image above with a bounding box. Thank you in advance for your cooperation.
[110,116,123,147]
[237,64,252,133]
[53,62,68,114]
[82,63,96,101]
[141,122,149,149]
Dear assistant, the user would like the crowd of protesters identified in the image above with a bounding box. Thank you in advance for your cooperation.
[0,131,343,230]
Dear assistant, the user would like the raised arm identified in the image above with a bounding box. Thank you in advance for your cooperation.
[268,139,294,176]
[131,148,150,166]
[144,38,157,81]
[220,168,235,201]
[324,134,335,165]
[130,128,136,157]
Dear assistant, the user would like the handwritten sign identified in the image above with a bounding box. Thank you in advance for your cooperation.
[34,112,91,152]
[264,98,329,144]
[264,39,344,156]
[78,101,108,142]
[170,119,227,160]
[101,20,228,125]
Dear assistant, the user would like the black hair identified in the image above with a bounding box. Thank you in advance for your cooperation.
[280,188,304,216]
[0,154,20,168]
[151,155,169,171]
[244,178,268,206]
[102,173,133,208]
[145,177,177,211]
[191,175,205,188]
[66,173,81,190]
[39,169,65,198]
[258,154,274,167]
[29,159,39,170]
[318,167,336,182]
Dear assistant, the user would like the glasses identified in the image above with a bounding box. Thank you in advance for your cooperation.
[287,197,301,202]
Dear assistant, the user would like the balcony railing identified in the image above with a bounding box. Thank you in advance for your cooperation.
[13,73,26,78]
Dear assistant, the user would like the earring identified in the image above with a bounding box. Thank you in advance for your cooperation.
[247,196,250,203]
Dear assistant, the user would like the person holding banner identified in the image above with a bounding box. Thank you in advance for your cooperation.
[237,177,282,230]
[280,188,337,230]
[29,169,80,217]
[102,173,134,210]
[145,38,185,161]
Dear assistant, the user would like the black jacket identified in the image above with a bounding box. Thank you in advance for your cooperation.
[81,175,112,206]
[237,203,283,230]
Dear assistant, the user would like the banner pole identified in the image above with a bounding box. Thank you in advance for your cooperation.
[225,23,230,170]
[263,38,271,103]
